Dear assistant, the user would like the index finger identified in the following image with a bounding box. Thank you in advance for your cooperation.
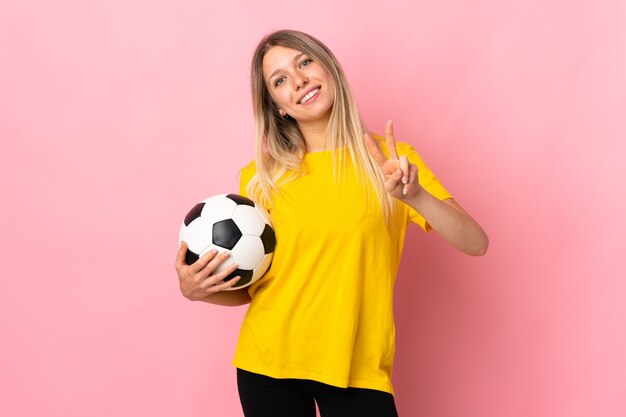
[363,132,387,167]
[386,120,398,160]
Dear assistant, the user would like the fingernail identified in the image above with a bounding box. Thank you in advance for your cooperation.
[403,185,408,195]
[402,176,408,184]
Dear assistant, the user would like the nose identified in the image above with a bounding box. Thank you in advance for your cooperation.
[293,73,308,90]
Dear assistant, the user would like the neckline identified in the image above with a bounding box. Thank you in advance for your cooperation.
[305,146,347,156]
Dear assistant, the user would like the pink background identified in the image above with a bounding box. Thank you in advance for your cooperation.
[1,0,625,416]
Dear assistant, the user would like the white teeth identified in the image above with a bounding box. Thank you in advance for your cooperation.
[299,88,319,104]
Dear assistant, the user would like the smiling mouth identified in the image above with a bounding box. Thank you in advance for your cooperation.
[298,87,320,104]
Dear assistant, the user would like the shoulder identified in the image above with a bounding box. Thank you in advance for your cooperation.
[240,160,257,176]
[239,160,257,183]
[238,160,257,197]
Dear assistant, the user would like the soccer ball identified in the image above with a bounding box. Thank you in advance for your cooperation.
[179,194,276,290]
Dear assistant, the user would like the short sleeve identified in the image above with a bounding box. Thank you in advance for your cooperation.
[238,161,257,198]
[396,141,453,232]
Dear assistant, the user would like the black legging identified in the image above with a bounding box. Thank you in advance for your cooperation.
[237,368,399,417]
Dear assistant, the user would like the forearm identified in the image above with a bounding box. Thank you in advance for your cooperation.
[193,287,252,306]
[403,190,489,256]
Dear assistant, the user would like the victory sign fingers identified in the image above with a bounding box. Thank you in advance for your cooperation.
[363,120,422,199]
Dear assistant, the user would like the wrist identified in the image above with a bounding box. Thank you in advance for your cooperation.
[402,186,430,209]
[403,185,424,201]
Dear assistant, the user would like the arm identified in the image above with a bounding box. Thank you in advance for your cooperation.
[403,192,489,256]
[194,287,252,306]
[364,121,488,256]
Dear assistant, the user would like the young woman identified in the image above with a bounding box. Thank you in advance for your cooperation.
[175,30,488,417]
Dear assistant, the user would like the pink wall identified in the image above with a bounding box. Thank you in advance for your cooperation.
[1,1,624,416]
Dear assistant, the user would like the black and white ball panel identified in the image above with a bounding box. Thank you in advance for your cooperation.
[255,254,273,279]
[199,195,238,224]
[226,193,255,207]
[231,235,265,269]
[179,193,276,290]
[232,205,266,236]
[260,224,276,254]
[181,217,215,260]
[184,202,205,226]
[212,219,242,250]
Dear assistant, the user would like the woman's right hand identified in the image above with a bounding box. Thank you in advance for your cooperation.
[174,241,242,301]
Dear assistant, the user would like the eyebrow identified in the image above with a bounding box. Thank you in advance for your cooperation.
[268,52,306,81]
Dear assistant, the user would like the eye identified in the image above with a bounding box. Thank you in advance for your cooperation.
[299,59,312,68]
[274,76,285,87]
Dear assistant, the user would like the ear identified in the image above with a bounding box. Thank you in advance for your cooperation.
[278,109,286,117]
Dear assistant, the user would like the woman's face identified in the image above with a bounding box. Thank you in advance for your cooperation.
[262,46,335,124]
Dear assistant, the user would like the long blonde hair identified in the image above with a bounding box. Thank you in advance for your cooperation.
[247,29,396,221]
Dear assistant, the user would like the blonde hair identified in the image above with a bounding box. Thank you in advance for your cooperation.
[247,29,396,221]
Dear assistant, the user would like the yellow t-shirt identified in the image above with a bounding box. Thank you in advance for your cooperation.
[232,138,452,395]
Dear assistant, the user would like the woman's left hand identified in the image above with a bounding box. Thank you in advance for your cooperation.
[364,120,423,200]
